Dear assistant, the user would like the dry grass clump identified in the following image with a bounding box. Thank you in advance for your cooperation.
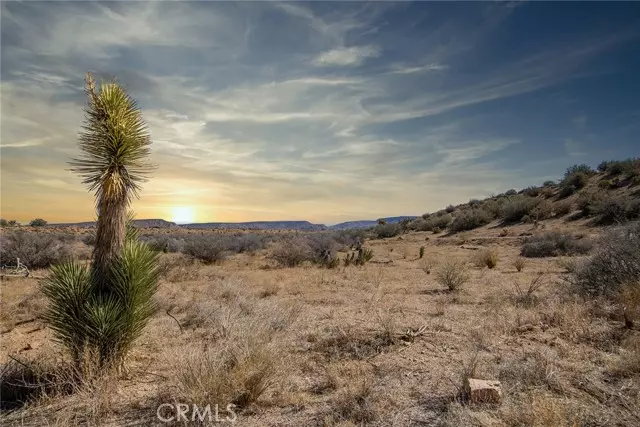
[498,350,560,393]
[174,338,282,409]
[322,362,377,424]
[500,392,580,427]
[312,325,394,360]
[473,249,498,269]
[435,259,470,291]
[157,253,200,282]
[258,282,280,298]
[512,273,546,306]
[513,257,526,272]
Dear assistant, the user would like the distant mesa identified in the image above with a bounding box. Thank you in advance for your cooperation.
[51,219,179,229]
[180,221,327,231]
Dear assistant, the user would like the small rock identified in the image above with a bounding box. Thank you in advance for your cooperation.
[465,378,502,404]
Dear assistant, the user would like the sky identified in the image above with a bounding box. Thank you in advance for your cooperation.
[1,1,639,225]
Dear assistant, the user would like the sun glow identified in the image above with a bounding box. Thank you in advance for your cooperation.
[171,206,195,224]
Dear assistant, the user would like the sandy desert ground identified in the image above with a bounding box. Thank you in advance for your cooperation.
[1,216,638,427]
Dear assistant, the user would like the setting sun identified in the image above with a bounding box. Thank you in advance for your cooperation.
[171,206,195,224]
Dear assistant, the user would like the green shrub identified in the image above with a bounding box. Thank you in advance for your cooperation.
[530,199,553,220]
[520,232,592,258]
[344,247,374,267]
[573,222,640,297]
[522,186,541,197]
[543,180,556,187]
[0,219,7,227]
[419,246,425,259]
[29,218,47,227]
[563,172,590,190]
[505,189,517,196]
[445,204,457,213]
[500,196,540,223]
[449,209,493,232]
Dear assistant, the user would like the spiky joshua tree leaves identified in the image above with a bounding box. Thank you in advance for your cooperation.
[41,73,159,372]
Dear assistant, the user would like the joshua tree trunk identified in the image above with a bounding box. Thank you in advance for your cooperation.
[92,191,127,289]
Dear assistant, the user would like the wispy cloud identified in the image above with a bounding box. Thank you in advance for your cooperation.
[312,45,380,67]
[1,1,638,223]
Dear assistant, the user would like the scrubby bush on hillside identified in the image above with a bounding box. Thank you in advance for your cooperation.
[29,218,47,227]
[572,222,640,297]
[411,213,453,232]
[482,199,504,218]
[577,191,640,224]
[565,164,595,178]
[553,200,573,217]
[0,231,71,269]
[505,189,517,196]
[530,199,554,220]
[449,208,493,232]
[599,158,640,176]
[331,229,365,249]
[445,204,457,213]
[522,186,541,197]
[500,196,540,223]
[520,232,592,258]
[558,184,577,199]
[373,222,401,239]
[543,180,556,187]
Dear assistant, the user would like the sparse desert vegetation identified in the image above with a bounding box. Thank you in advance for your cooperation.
[2,83,640,427]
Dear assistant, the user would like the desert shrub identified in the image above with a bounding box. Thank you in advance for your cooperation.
[435,259,470,291]
[482,199,503,218]
[468,198,482,207]
[601,158,640,176]
[514,257,526,272]
[419,246,425,259]
[505,189,517,196]
[373,222,401,239]
[445,204,456,213]
[268,237,312,267]
[523,186,541,197]
[543,180,556,187]
[306,234,339,268]
[530,199,554,220]
[417,213,452,232]
[564,172,590,190]
[0,219,7,227]
[81,233,97,246]
[0,231,71,269]
[500,196,540,223]
[520,232,592,258]
[449,209,492,232]
[473,249,498,269]
[331,229,365,249]
[565,164,595,178]
[226,233,266,254]
[183,236,229,264]
[573,222,640,297]
[558,184,577,198]
[554,200,573,217]
[29,218,47,227]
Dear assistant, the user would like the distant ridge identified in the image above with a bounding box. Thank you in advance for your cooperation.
[180,221,327,231]
[329,216,417,230]
[48,216,417,231]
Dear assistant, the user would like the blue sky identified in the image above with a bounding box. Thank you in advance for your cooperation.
[1,1,639,224]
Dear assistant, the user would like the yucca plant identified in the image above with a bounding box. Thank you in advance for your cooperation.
[41,73,158,372]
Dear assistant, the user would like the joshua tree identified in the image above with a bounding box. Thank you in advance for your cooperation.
[42,73,159,372]
[70,73,154,290]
